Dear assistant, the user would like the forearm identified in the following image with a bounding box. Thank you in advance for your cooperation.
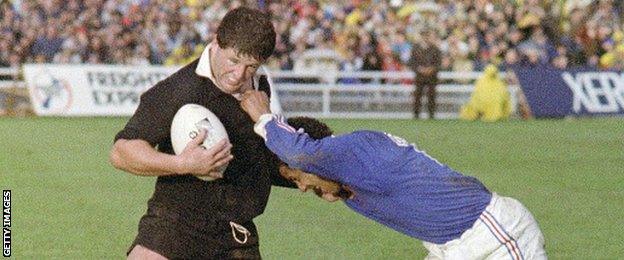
[253,114,324,170]
[109,139,181,176]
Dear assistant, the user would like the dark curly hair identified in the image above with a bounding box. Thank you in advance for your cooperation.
[286,117,333,140]
[216,7,276,62]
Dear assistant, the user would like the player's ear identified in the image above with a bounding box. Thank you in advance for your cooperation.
[213,38,227,53]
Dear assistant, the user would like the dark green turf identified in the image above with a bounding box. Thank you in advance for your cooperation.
[1,117,622,259]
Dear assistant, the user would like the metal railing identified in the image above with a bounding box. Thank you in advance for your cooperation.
[265,70,518,119]
[0,67,24,89]
[0,66,30,115]
[1,66,518,118]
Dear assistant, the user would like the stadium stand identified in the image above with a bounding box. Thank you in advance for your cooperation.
[0,0,621,117]
[1,0,623,70]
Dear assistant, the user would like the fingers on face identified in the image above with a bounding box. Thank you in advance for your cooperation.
[241,90,257,100]
[242,90,267,100]
[255,91,268,102]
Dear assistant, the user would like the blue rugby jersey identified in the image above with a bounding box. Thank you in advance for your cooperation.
[255,115,492,244]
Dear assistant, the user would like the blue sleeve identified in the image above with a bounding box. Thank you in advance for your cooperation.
[262,115,344,180]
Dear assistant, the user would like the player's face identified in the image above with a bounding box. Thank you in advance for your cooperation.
[279,165,342,202]
[211,42,262,95]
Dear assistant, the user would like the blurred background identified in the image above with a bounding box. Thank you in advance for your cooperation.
[1,0,623,259]
[2,0,623,70]
[2,0,624,118]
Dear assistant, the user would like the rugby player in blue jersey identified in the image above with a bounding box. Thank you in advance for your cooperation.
[240,90,547,259]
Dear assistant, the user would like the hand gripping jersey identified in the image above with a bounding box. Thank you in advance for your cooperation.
[260,115,492,244]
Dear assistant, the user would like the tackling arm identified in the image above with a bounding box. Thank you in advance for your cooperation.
[240,90,343,180]
[254,114,340,180]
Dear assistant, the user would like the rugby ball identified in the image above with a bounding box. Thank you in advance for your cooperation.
[171,104,229,181]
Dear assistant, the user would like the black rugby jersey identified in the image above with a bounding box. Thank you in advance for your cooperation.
[115,59,293,230]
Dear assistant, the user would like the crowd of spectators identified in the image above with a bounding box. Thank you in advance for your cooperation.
[1,0,624,72]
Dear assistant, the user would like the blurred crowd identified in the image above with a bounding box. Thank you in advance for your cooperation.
[2,0,624,72]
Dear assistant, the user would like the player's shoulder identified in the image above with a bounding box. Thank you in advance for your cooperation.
[334,130,386,145]
[161,59,203,87]
[142,59,206,98]
[348,130,411,148]
[350,130,386,138]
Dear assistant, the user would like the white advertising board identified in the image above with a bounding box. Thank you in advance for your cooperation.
[23,64,176,116]
[23,64,282,116]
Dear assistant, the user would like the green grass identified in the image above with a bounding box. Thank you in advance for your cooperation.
[1,117,623,259]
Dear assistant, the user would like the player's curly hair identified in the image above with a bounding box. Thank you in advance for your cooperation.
[217,7,276,62]
[286,117,333,140]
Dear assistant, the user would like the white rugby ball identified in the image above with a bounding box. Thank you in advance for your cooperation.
[171,104,229,181]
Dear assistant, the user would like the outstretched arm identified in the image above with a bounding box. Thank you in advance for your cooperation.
[240,91,342,180]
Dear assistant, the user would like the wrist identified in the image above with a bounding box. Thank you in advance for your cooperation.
[253,113,275,140]
[252,108,272,122]
[171,155,186,175]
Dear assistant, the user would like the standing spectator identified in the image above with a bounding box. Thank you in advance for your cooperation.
[409,30,441,119]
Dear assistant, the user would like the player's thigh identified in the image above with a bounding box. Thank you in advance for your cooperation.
[518,224,547,260]
[128,244,168,260]
[511,200,547,259]
[495,195,547,259]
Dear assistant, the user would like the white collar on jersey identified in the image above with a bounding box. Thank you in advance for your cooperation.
[195,42,217,82]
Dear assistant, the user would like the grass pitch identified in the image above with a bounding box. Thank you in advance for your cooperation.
[1,117,623,259]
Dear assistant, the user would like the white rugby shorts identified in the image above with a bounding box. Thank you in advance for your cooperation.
[423,193,546,260]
